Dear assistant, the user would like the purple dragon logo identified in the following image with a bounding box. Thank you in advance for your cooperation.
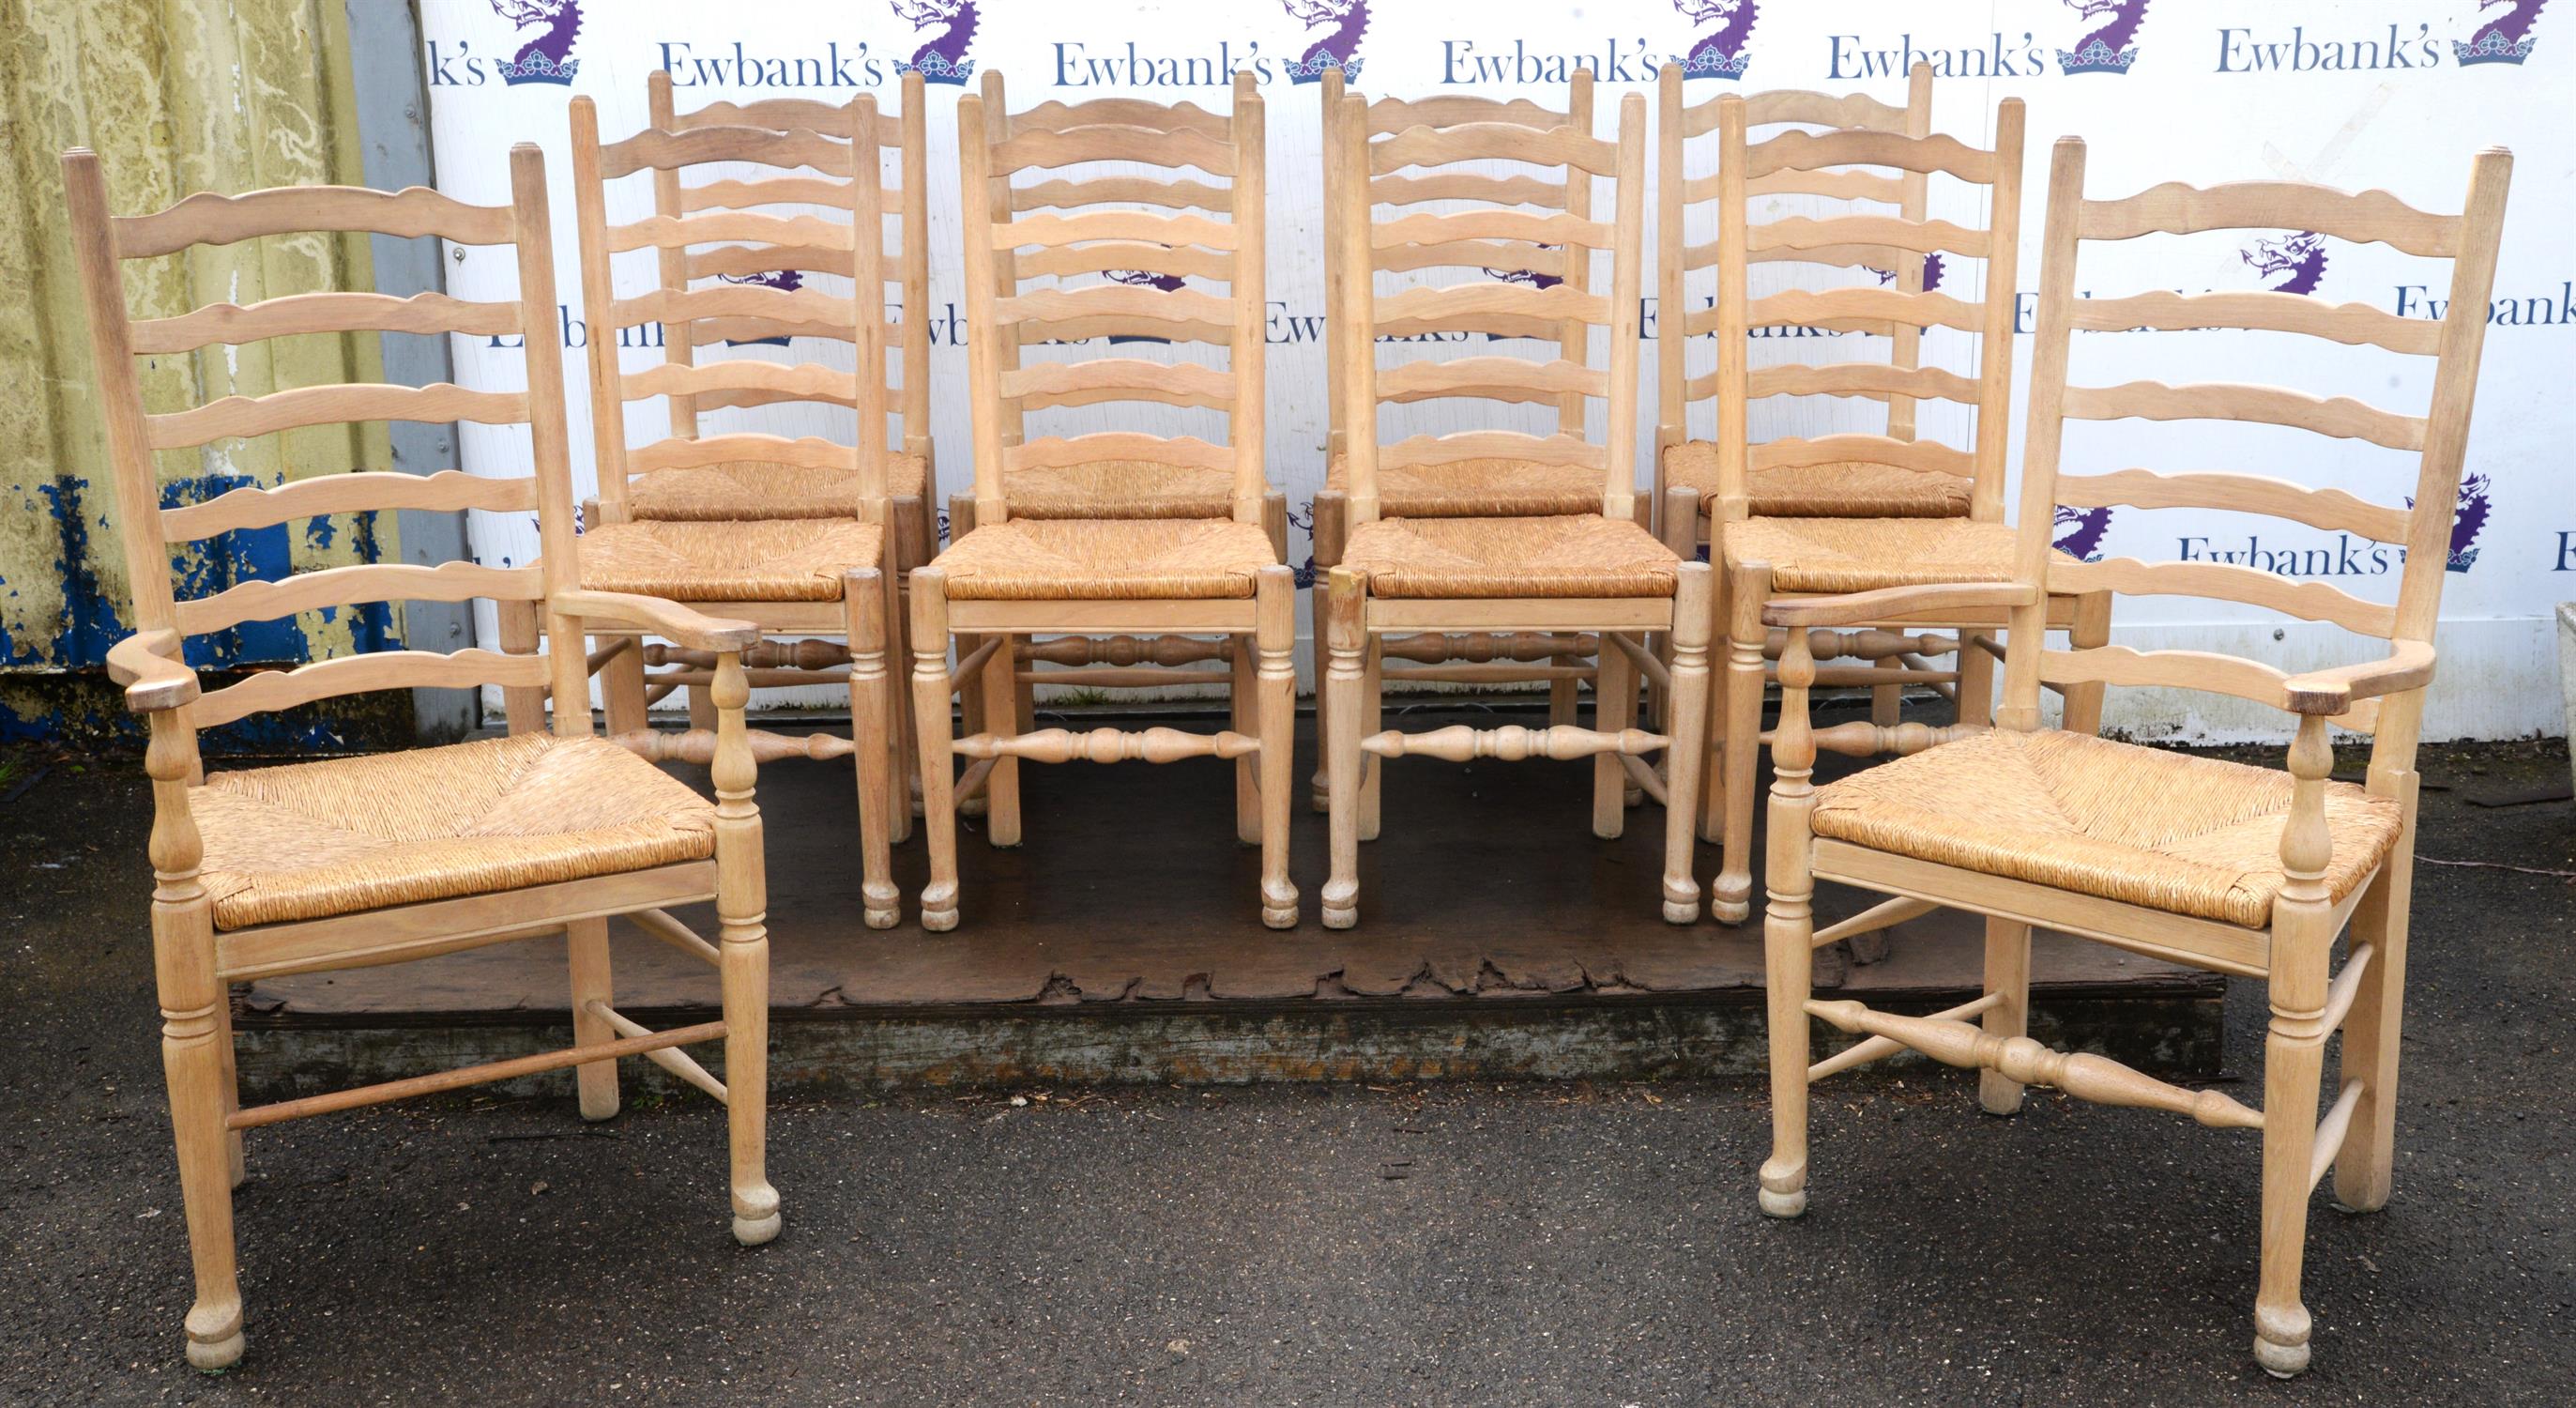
[892,0,978,85]
[2457,0,2547,64]
[490,0,581,86]
[1673,0,1758,80]
[1870,252,1946,293]
[2052,505,2113,561]
[1285,1,1371,84]
[2242,231,2327,295]
[2056,0,2148,74]
[717,270,801,347]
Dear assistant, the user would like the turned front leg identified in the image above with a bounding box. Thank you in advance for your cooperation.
[1660,563,1713,925]
[1321,570,1366,929]
[2254,716,2338,1378]
[1713,561,1772,924]
[1255,567,1299,928]
[845,569,899,930]
[1759,630,1820,1217]
[910,569,961,931]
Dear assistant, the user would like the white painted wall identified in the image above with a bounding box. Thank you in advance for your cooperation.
[413,0,2574,741]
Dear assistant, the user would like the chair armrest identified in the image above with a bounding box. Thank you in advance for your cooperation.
[552,589,761,652]
[2282,640,2436,715]
[1762,582,2041,630]
[104,629,201,713]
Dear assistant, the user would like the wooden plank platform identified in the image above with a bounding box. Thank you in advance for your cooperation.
[232,706,2225,1094]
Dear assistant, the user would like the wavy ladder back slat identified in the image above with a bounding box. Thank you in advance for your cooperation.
[62,143,582,723]
[1331,72,1642,513]
[572,84,890,521]
[1324,65,1600,456]
[2007,134,2514,760]
[656,68,930,467]
[959,69,1269,526]
[1706,77,2024,524]
[1658,62,1943,480]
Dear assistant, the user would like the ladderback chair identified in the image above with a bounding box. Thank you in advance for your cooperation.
[1654,62,1939,735]
[1697,92,2100,929]
[1322,88,1715,928]
[914,69,1295,931]
[64,143,781,1370]
[570,91,902,926]
[1310,68,1619,815]
[635,69,937,574]
[1755,137,2512,1378]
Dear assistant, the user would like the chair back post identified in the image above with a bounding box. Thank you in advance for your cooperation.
[1555,64,1598,440]
[2376,145,2511,776]
[853,94,892,518]
[1968,97,2027,522]
[60,150,182,642]
[954,90,1009,527]
[898,70,934,459]
[2001,134,2092,733]
[566,97,633,526]
[978,69,1027,450]
[642,86,701,449]
[1600,88,1646,525]
[1711,94,1750,525]
[1320,64,1348,462]
[1228,69,1269,527]
[509,142,588,739]
[1332,90,1379,527]
[1654,63,1686,449]
[1884,61,1935,445]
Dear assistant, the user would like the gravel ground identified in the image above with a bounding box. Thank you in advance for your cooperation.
[0,739,2568,1406]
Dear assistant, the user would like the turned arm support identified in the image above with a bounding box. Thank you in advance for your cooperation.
[1761,582,2040,630]
[107,629,202,713]
[2280,639,2436,716]
[552,589,760,652]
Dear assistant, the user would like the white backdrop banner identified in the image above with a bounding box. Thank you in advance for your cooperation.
[415,0,2571,741]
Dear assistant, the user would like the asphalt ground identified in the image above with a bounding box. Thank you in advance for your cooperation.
[1,737,2568,1406]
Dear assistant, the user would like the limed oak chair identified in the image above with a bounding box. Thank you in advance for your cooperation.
[1756,137,2511,1378]
[1322,89,1715,928]
[1312,67,1623,814]
[64,143,781,1370]
[1654,62,1943,734]
[913,71,1296,930]
[1696,93,2109,927]
[569,92,903,926]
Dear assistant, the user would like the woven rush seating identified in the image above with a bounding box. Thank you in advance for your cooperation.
[1324,454,1609,519]
[1810,728,2405,929]
[931,517,1276,601]
[1723,517,2041,593]
[1662,441,1973,519]
[996,461,1242,520]
[575,519,886,602]
[625,454,931,521]
[1341,515,1682,598]
[190,732,718,930]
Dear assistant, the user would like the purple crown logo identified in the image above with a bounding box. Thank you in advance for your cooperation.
[491,0,581,86]
[1672,0,1758,80]
[892,0,979,85]
[2241,231,2327,295]
[2454,0,2547,64]
[2052,505,2113,561]
[2055,0,2149,74]
[1285,0,1371,84]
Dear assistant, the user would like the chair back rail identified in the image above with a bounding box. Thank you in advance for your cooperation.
[652,69,931,461]
[957,70,1268,526]
[569,90,889,524]
[1324,67,1599,451]
[63,143,588,733]
[2005,135,2512,769]
[1333,76,1646,524]
[1659,63,1936,450]
[1705,84,2025,522]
